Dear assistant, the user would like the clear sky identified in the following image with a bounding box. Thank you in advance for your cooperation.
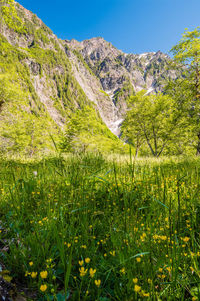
[18,0,200,55]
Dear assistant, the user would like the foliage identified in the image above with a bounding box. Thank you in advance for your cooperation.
[169,27,200,154]
[99,89,110,97]
[113,81,135,106]
[1,0,26,33]
[72,49,97,77]
[61,106,127,153]
[122,91,184,157]
[0,74,61,155]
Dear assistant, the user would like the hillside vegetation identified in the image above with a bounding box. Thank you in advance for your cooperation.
[0,0,127,156]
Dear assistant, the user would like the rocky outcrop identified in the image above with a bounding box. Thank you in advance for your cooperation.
[65,37,179,135]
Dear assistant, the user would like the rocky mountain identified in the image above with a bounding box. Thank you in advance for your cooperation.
[65,37,178,134]
[0,0,179,155]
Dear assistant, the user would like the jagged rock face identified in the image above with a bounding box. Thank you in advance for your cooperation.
[66,38,177,95]
[65,37,178,135]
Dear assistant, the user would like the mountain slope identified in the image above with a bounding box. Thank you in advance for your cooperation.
[0,0,125,155]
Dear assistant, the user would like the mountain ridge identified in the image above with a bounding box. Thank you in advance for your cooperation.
[64,37,177,134]
[0,0,180,155]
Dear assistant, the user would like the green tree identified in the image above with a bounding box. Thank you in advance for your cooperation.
[170,27,200,154]
[122,91,183,157]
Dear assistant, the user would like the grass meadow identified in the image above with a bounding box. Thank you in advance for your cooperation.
[0,153,200,300]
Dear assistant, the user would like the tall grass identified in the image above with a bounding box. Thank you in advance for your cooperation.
[0,153,200,300]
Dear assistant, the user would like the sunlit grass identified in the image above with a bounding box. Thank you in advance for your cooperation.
[0,153,200,300]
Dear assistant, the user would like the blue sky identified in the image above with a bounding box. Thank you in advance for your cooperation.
[19,0,200,55]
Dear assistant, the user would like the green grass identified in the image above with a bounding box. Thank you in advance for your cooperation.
[0,153,200,300]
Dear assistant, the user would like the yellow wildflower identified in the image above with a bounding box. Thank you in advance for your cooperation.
[40,271,48,279]
[132,278,138,284]
[136,257,141,263]
[134,285,141,292]
[182,237,190,243]
[79,260,84,266]
[95,279,101,287]
[190,266,195,273]
[79,267,87,277]
[85,258,91,264]
[31,272,37,278]
[29,262,33,266]
[40,284,47,292]
[89,268,96,278]
[166,267,171,272]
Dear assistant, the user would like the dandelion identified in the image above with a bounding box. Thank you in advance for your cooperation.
[89,268,96,278]
[40,284,47,292]
[40,271,48,279]
[85,258,91,263]
[134,285,141,293]
[31,272,37,278]
[95,279,101,287]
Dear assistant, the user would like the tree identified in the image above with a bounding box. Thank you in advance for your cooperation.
[170,27,200,154]
[122,91,183,157]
